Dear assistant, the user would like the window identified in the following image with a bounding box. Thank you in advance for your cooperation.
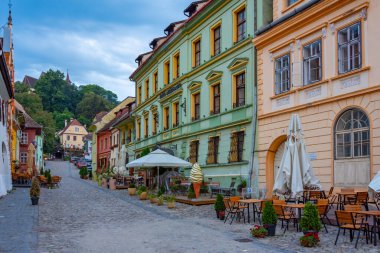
[164,60,170,85]
[189,140,200,164]
[335,109,369,159]
[211,84,220,115]
[145,79,149,99]
[105,138,108,149]
[275,54,290,95]
[152,113,158,135]
[73,136,77,141]
[234,73,245,108]
[229,131,244,163]
[303,40,322,85]
[163,107,169,130]
[127,129,132,142]
[173,52,180,79]
[137,120,141,140]
[287,0,298,6]
[101,139,103,150]
[172,102,179,127]
[153,71,158,93]
[21,132,28,144]
[207,136,220,164]
[137,86,142,104]
[192,93,200,121]
[211,25,221,56]
[75,127,79,132]
[236,8,246,42]
[144,117,149,138]
[193,38,201,67]
[20,152,27,164]
[338,22,361,74]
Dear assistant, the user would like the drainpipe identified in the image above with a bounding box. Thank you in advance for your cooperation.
[247,0,259,198]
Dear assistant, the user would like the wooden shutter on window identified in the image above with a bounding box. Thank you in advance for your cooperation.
[229,133,238,163]
[189,141,197,164]
[207,138,215,164]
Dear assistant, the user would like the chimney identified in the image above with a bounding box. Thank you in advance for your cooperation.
[64,119,67,127]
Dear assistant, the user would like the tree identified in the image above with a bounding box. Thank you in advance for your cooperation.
[35,69,79,113]
[15,92,44,116]
[15,81,29,93]
[76,92,112,124]
[78,84,118,106]
[53,108,74,130]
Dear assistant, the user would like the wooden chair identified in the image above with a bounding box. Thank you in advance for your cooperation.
[341,188,355,193]
[220,181,236,197]
[325,187,337,210]
[223,199,245,225]
[273,199,286,206]
[317,203,330,232]
[343,204,368,226]
[335,211,369,248]
[348,192,369,210]
[273,204,297,234]
[38,175,47,187]
[209,182,221,198]
[230,196,248,216]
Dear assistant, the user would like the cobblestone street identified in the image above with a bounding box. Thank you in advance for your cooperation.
[1,161,380,253]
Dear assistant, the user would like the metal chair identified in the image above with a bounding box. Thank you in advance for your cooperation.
[273,204,298,234]
[316,202,330,233]
[220,181,236,197]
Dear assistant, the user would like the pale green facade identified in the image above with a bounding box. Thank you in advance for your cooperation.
[130,0,271,188]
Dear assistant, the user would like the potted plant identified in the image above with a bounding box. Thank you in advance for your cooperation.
[101,172,108,188]
[79,167,88,179]
[166,195,176,209]
[187,184,196,199]
[214,194,225,220]
[30,178,40,205]
[128,182,136,196]
[138,186,148,200]
[97,173,102,186]
[237,177,247,194]
[300,202,321,234]
[157,195,164,206]
[262,201,278,236]
[47,173,53,189]
[149,193,156,203]
[109,168,117,190]
[300,232,320,247]
[250,225,268,238]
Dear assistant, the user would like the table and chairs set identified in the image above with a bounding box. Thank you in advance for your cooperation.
[221,187,380,248]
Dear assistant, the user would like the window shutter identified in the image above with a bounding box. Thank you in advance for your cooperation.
[207,138,214,164]
[189,141,196,164]
[229,133,238,162]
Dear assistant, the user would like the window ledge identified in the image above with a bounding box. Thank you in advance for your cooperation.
[330,66,371,82]
[270,89,296,100]
[201,161,248,168]
[282,0,305,14]
[297,79,329,92]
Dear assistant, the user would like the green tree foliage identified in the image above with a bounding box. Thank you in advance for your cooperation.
[35,69,79,113]
[76,92,112,123]
[53,108,74,130]
[78,84,118,106]
[15,81,29,93]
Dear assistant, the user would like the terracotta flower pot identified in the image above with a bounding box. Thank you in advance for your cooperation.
[218,211,225,220]
[167,202,175,209]
[128,188,136,196]
[139,192,147,200]
[109,178,116,190]
[101,178,108,188]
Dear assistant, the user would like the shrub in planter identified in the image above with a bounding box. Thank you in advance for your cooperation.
[128,182,136,196]
[250,225,268,238]
[166,195,176,209]
[300,202,321,233]
[187,184,196,199]
[214,194,225,219]
[79,167,88,179]
[30,178,40,205]
[300,232,320,247]
[157,196,164,206]
[149,194,156,203]
[262,201,278,236]
[138,186,148,200]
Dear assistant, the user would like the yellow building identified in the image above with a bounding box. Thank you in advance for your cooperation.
[254,0,380,195]
[58,119,88,150]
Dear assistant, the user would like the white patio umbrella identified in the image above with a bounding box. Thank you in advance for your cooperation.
[119,145,127,170]
[125,149,192,189]
[273,114,321,198]
[369,171,380,192]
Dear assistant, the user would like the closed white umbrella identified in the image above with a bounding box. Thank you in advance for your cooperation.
[119,145,127,170]
[273,114,321,198]
[369,171,380,192]
[126,149,192,189]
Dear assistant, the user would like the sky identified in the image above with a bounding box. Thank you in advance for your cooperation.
[0,0,194,100]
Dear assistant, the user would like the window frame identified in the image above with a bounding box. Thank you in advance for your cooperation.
[144,116,149,138]
[303,39,322,85]
[164,60,171,85]
[163,107,170,131]
[173,52,180,79]
[21,132,28,144]
[233,72,246,108]
[274,54,291,95]
[144,78,149,99]
[337,22,362,75]
[210,22,222,57]
[192,37,201,68]
[153,71,158,93]
[192,92,201,121]
[211,83,221,115]
[20,152,28,164]
[172,102,179,127]
[137,86,142,104]
[236,8,246,42]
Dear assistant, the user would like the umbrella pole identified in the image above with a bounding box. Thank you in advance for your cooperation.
[157,166,160,192]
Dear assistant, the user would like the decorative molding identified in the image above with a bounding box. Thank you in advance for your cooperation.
[150,104,158,112]
[227,57,249,71]
[329,23,335,34]
[188,81,202,91]
[322,27,327,38]
[205,70,223,82]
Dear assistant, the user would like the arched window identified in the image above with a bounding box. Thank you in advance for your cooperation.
[335,109,369,159]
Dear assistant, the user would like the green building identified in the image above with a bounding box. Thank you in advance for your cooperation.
[129,0,272,189]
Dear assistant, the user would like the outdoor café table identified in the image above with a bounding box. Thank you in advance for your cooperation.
[354,210,380,246]
[238,199,263,223]
[284,203,305,220]
[337,192,356,210]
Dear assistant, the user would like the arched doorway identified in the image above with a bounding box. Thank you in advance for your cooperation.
[334,108,370,187]
[266,135,287,196]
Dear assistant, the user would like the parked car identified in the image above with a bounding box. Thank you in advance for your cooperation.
[76,158,87,169]
[70,156,78,163]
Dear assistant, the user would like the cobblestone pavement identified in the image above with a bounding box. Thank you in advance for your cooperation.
[0,187,38,253]
[2,160,380,253]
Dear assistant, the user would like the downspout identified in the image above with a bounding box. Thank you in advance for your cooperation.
[248,0,259,197]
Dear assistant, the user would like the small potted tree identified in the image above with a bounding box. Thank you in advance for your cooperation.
[30,178,40,205]
[79,167,88,179]
[157,195,164,206]
[214,194,225,219]
[300,202,321,234]
[128,182,136,196]
[138,185,148,200]
[262,201,278,236]
[166,195,176,209]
